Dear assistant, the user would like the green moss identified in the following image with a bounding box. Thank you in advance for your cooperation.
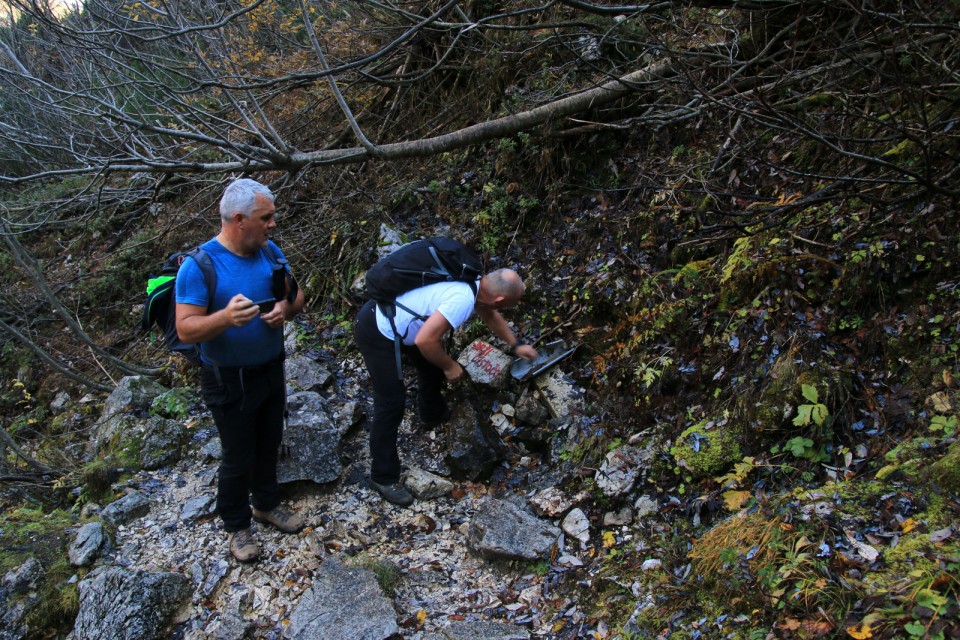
[671,418,742,478]
[868,535,941,592]
[101,415,146,469]
[929,440,960,494]
[920,492,960,530]
[0,506,83,638]
[79,459,116,504]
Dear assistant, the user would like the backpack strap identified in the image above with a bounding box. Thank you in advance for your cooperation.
[263,242,299,304]
[381,285,474,380]
[379,300,431,380]
[178,248,218,365]
[188,248,217,299]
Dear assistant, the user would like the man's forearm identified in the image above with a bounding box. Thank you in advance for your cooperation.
[177,307,231,344]
[477,307,519,347]
[416,338,457,372]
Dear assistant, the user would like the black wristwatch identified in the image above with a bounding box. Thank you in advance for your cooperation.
[508,341,524,356]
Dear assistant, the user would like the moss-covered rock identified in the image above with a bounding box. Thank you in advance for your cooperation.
[671,418,742,479]
[929,440,960,495]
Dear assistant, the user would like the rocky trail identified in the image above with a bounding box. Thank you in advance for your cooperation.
[53,328,626,640]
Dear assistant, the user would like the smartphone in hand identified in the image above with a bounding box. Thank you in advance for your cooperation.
[252,299,276,313]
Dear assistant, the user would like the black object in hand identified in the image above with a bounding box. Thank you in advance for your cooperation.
[253,299,276,313]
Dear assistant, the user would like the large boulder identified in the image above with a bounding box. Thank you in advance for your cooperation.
[466,498,561,561]
[277,391,351,484]
[73,566,191,640]
[444,401,506,481]
[284,555,399,640]
[88,376,166,456]
[0,557,44,640]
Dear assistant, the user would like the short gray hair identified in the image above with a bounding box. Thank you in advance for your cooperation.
[219,178,274,221]
[484,268,525,301]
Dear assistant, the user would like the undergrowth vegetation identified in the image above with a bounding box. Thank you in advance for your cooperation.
[1,1,959,638]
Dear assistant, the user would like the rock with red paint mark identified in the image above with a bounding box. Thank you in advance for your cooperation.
[457,339,513,387]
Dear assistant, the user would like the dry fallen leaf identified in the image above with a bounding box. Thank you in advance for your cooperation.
[929,526,954,543]
[846,623,873,639]
[722,490,751,511]
[778,617,802,631]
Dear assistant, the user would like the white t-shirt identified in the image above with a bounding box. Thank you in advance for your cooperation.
[375,281,476,345]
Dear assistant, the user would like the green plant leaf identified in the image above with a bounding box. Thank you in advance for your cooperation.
[786,437,814,457]
[801,384,819,403]
[811,404,829,426]
[793,404,813,426]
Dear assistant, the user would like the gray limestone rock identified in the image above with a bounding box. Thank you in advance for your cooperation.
[101,491,151,525]
[2,557,43,596]
[457,340,513,388]
[179,495,216,522]
[532,368,583,419]
[514,391,549,427]
[528,486,572,518]
[0,556,44,640]
[594,445,652,497]
[284,555,399,640]
[561,508,590,544]
[285,355,333,393]
[466,498,560,561]
[90,376,167,455]
[69,522,109,567]
[405,467,455,500]
[73,566,191,640]
[445,402,506,481]
[278,391,348,484]
[139,415,189,470]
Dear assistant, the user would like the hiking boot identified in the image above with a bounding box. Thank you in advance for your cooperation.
[252,505,305,534]
[420,403,453,429]
[229,528,259,563]
[369,479,414,507]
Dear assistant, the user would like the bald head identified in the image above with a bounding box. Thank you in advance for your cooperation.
[478,268,525,308]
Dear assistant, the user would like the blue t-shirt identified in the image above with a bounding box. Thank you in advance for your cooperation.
[175,238,286,367]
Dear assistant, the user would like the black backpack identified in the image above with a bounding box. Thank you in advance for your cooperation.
[142,244,294,364]
[364,237,483,378]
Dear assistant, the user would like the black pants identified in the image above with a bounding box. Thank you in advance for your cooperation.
[355,299,447,484]
[200,358,285,532]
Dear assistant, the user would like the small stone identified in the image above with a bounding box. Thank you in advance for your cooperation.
[641,559,662,572]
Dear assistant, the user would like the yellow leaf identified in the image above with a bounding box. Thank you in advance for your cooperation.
[846,623,873,639]
[417,610,427,624]
[722,490,751,511]
[901,518,918,533]
[602,531,616,548]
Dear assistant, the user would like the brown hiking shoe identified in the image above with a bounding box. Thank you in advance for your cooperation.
[252,505,305,534]
[369,478,414,507]
[229,528,259,563]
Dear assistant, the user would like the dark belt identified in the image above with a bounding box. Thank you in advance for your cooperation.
[203,354,283,379]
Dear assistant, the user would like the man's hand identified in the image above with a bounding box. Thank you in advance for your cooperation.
[228,295,260,326]
[444,361,465,383]
[513,344,538,362]
[259,299,288,329]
